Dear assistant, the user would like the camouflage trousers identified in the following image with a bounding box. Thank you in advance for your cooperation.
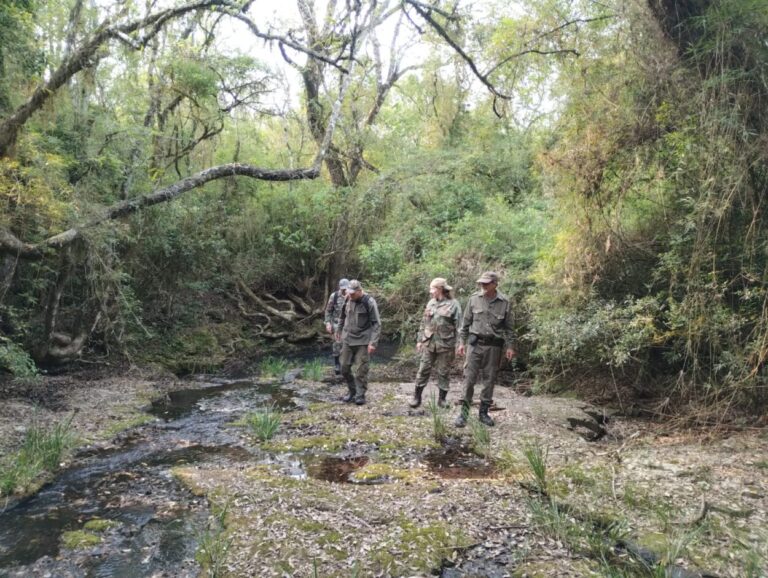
[340,343,369,399]
[330,324,342,357]
[415,347,455,392]
[461,343,502,405]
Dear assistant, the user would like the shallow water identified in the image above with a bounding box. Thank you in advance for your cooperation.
[0,377,317,577]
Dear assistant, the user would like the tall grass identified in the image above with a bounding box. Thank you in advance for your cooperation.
[302,358,325,381]
[426,394,449,442]
[196,499,233,578]
[245,404,282,441]
[522,436,548,494]
[260,356,289,378]
[0,414,76,496]
[468,416,491,458]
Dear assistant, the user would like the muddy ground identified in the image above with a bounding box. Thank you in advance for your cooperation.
[1,362,766,577]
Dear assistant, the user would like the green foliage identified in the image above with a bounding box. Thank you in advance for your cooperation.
[260,356,289,379]
[0,414,76,496]
[522,437,549,494]
[246,404,282,441]
[0,340,37,377]
[468,416,491,459]
[426,394,449,442]
[196,499,233,578]
[302,358,324,381]
[530,295,662,370]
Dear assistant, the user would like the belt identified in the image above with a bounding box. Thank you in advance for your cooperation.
[471,334,504,347]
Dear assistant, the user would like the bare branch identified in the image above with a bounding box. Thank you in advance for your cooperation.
[403,0,512,104]
[227,12,351,72]
[0,162,321,259]
[0,0,238,157]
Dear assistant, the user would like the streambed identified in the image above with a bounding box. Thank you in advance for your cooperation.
[1,362,766,577]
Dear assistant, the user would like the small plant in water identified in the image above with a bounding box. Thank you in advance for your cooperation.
[260,356,289,378]
[468,415,491,458]
[246,404,282,441]
[302,358,325,381]
[522,436,549,494]
[426,393,449,441]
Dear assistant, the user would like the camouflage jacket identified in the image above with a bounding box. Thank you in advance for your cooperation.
[338,293,381,347]
[458,291,516,349]
[324,290,346,326]
[417,298,462,351]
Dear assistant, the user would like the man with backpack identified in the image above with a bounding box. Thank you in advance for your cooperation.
[324,278,350,375]
[336,280,381,405]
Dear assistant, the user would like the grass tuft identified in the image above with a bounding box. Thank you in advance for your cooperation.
[468,415,491,458]
[0,413,76,496]
[302,358,325,381]
[260,356,289,378]
[246,404,282,441]
[522,436,549,494]
[426,393,449,442]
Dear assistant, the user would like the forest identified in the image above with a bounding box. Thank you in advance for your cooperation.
[1,0,768,576]
[0,0,766,414]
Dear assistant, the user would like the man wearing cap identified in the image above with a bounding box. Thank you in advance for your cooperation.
[325,278,350,375]
[409,278,462,409]
[336,280,381,405]
[455,271,517,427]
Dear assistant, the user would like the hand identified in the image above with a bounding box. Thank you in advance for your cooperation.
[416,342,423,353]
[505,348,517,361]
[325,322,333,334]
[367,344,376,355]
[457,344,465,356]
[334,332,341,342]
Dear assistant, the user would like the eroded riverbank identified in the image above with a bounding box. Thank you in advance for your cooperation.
[1,363,766,577]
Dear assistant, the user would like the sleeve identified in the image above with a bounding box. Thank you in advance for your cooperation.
[452,300,462,333]
[502,299,517,350]
[324,293,335,323]
[337,298,348,334]
[416,300,429,343]
[458,297,473,345]
[369,298,382,347]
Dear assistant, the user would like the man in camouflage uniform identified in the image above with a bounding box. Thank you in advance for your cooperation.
[325,278,350,375]
[337,280,381,405]
[409,278,461,409]
[455,271,517,427]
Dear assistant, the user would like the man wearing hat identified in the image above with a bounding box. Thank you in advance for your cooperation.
[336,280,381,405]
[324,278,350,375]
[455,271,517,427]
[409,278,462,409]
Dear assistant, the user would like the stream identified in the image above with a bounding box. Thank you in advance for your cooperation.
[0,371,333,577]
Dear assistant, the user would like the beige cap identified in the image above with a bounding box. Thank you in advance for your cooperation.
[430,277,453,291]
[348,279,363,292]
[476,271,499,284]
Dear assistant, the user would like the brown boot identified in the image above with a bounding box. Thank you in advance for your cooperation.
[409,386,425,408]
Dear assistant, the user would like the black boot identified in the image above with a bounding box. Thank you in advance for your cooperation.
[342,382,355,403]
[454,401,469,428]
[409,386,425,408]
[437,389,448,408]
[333,356,341,376]
[479,401,495,426]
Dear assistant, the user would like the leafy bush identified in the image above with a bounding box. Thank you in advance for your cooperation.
[0,341,37,377]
